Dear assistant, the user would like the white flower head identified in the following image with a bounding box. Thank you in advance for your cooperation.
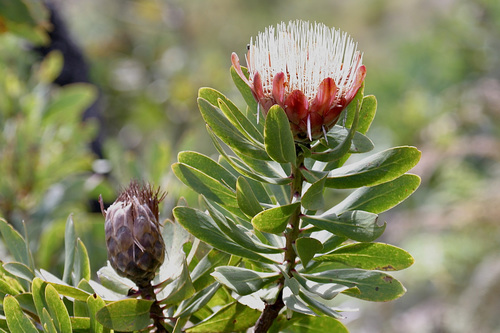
[232,20,366,141]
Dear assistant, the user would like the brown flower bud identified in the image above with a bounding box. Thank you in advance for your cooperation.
[101,181,166,288]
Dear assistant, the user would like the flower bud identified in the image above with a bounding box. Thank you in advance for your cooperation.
[232,20,366,142]
[101,181,166,288]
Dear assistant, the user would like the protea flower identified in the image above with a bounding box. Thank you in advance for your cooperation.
[101,181,166,288]
[232,20,366,142]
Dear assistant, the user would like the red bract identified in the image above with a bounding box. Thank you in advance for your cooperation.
[232,21,367,142]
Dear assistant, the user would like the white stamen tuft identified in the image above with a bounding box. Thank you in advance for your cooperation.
[247,20,363,101]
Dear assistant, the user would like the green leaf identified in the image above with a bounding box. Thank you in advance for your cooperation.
[198,98,269,160]
[41,307,58,333]
[296,237,323,267]
[324,146,421,189]
[173,282,220,318]
[186,301,261,333]
[320,235,348,254]
[191,250,231,291]
[209,129,291,185]
[157,259,195,305]
[212,266,280,295]
[96,264,136,296]
[199,88,263,143]
[291,272,346,300]
[2,262,34,282]
[173,207,276,264]
[282,315,348,333]
[236,176,263,217]
[302,211,386,242]
[329,174,421,214]
[172,162,237,207]
[32,278,48,319]
[45,284,72,332]
[311,89,361,165]
[357,95,377,135]
[0,279,21,297]
[314,242,414,271]
[252,202,300,234]
[70,317,91,333]
[297,288,343,319]
[230,65,259,116]
[311,95,361,163]
[87,293,106,333]
[178,151,237,190]
[0,219,30,267]
[96,299,153,331]
[204,199,282,254]
[62,214,76,285]
[343,82,364,128]
[319,126,374,154]
[43,83,98,124]
[74,239,91,283]
[264,105,296,164]
[48,283,92,302]
[302,176,327,211]
[303,269,406,302]
[3,295,38,333]
[282,282,316,316]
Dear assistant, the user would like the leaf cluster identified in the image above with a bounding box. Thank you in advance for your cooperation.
[0,214,265,332]
[171,65,421,331]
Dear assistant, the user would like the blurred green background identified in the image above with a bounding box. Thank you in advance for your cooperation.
[1,0,499,332]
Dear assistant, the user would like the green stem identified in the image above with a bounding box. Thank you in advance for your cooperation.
[254,151,304,333]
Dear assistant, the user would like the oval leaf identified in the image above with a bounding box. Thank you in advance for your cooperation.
[96,299,153,331]
[358,95,377,135]
[302,211,385,242]
[296,237,323,267]
[252,202,301,234]
[0,219,30,267]
[212,266,280,295]
[302,176,327,211]
[324,146,421,189]
[45,284,72,333]
[303,269,406,302]
[264,105,296,165]
[329,174,421,214]
[3,295,38,333]
[314,242,414,271]
[2,262,34,282]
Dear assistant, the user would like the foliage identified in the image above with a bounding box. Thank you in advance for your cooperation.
[2,0,500,332]
[0,215,259,332]
[171,63,421,331]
